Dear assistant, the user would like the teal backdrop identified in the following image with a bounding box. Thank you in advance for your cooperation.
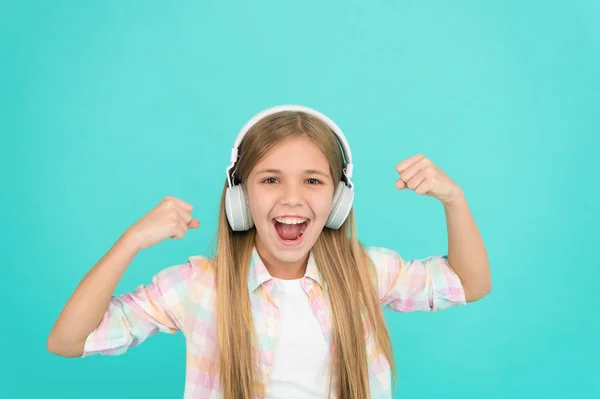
[1,1,598,398]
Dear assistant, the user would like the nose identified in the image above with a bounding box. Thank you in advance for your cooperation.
[280,182,303,206]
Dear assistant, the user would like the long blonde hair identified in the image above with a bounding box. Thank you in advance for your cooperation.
[212,110,397,398]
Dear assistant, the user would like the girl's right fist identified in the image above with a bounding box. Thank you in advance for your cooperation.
[124,196,200,250]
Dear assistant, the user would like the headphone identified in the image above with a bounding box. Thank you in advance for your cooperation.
[225,104,355,231]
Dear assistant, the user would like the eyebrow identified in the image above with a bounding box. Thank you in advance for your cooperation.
[255,168,330,178]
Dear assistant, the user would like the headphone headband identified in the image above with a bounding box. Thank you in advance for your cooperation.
[226,104,354,189]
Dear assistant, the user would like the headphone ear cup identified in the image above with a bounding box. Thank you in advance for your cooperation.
[325,181,354,229]
[225,185,254,231]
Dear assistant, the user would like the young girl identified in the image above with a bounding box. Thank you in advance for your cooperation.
[47,105,491,399]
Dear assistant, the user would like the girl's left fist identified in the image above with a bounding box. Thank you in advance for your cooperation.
[395,154,464,205]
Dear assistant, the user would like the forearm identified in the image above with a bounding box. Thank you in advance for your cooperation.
[444,193,491,302]
[47,232,140,357]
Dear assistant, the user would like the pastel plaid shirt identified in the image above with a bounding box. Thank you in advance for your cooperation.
[82,246,466,398]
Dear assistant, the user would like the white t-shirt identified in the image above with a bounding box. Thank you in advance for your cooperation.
[264,277,335,398]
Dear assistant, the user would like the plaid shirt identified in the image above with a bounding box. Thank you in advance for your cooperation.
[82,246,466,398]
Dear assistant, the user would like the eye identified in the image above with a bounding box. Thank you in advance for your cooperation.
[262,177,278,184]
[307,178,322,185]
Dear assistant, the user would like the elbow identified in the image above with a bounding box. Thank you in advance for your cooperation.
[46,332,64,357]
[47,331,84,358]
[46,329,58,354]
[464,279,492,303]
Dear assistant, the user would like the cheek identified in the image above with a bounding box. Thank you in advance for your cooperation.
[312,193,333,219]
[247,186,274,218]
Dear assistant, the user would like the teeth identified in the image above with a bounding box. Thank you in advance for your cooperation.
[275,217,307,225]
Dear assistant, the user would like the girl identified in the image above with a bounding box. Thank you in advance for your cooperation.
[47,105,491,399]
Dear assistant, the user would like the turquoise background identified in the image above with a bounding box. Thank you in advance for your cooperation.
[2,0,598,397]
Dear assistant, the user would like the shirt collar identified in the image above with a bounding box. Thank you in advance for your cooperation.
[247,246,325,293]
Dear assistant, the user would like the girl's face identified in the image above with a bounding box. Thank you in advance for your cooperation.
[245,135,335,275]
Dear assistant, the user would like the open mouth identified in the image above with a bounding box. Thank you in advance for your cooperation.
[272,217,309,246]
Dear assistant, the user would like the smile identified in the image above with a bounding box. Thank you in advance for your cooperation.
[272,216,310,246]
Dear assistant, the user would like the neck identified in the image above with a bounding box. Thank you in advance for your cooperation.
[255,242,308,280]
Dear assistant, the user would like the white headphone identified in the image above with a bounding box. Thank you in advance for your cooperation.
[225,104,355,232]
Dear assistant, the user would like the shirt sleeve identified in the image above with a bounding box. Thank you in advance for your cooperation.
[81,262,194,357]
[366,246,466,312]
